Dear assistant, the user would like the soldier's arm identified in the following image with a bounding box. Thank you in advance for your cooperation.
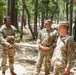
[0,28,10,46]
[0,33,10,46]
[37,31,46,50]
[37,31,42,46]
[49,30,58,49]
[66,36,75,68]
[49,40,56,49]
[64,37,75,74]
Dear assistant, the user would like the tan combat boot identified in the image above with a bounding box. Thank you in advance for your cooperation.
[10,70,17,75]
[1,71,5,75]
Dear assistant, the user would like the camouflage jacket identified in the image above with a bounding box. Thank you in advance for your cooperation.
[51,35,75,68]
[37,28,57,48]
[0,25,17,44]
[0,31,9,46]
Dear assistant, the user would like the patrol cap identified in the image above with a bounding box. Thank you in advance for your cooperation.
[4,16,11,24]
[44,20,52,24]
[58,21,69,27]
[4,16,11,22]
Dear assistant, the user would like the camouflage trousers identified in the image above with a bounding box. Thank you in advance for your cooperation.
[35,48,53,75]
[1,46,15,72]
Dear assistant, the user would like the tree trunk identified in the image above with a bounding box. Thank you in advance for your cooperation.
[22,0,35,39]
[66,0,69,21]
[41,9,45,29]
[41,0,45,29]
[34,0,38,39]
[14,0,18,30]
[69,0,73,35]
[6,0,11,16]
[10,0,15,26]
[6,0,18,30]
[20,5,24,39]
[45,0,49,20]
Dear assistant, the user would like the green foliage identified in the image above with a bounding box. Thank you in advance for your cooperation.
[74,3,76,12]
[17,0,60,21]
[49,1,59,16]
[17,0,34,19]
[0,0,6,26]
[1,0,75,26]
[25,0,34,19]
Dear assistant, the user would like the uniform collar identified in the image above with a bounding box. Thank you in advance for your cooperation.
[4,24,12,29]
[60,34,69,39]
[45,28,53,32]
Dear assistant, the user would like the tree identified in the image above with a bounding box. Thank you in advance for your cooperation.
[6,0,18,30]
[45,0,50,19]
[10,0,15,26]
[14,0,18,30]
[69,0,73,35]
[40,0,50,29]
[41,0,45,29]
[51,1,58,21]
[66,0,69,21]
[34,0,38,38]
[5,0,76,39]
[6,0,11,16]
[22,0,35,39]
[20,4,24,39]
[0,0,6,26]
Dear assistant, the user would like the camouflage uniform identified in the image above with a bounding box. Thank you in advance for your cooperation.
[35,28,57,75]
[51,35,75,75]
[0,30,10,46]
[0,25,17,72]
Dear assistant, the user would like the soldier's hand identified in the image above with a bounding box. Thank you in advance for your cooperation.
[40,45,50,51]
[6,36,14,41]
[50,59,54,66]
[8,44,14,49]
[42,46,50,51]
[64,67,70,74]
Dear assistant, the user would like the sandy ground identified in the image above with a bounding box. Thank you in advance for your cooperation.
[0,43,76,75]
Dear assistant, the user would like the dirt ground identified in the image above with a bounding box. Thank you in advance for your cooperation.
[0,26,76,75]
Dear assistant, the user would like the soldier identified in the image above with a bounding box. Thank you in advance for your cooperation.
[35,20,57,75]
[51,21,75,75]
[0,16,17,75]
